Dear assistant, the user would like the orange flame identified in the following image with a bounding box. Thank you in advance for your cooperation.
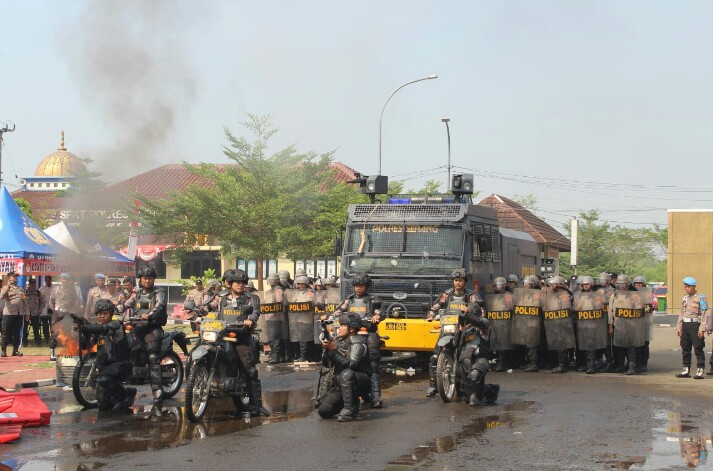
[56,329,80,357]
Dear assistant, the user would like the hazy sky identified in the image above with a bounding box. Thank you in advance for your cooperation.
[2,0,713,235]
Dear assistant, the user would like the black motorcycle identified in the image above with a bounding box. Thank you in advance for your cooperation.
[71,315,188,408]
[184,305,255,422]
[434,310,478,403]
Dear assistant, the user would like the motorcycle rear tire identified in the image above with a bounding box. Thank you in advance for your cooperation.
[436,352,456,403]
[72,354,99,408]
[185,363,211,422]
[160,351,184,399]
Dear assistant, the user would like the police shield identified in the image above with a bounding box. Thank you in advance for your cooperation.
[485,293,513,350]
[611,290,646,348]
[286,289,315,343]
[314,288,341,344]
[573,291,608,351]
[542,291,576,350]
[639,288,654,342]
[256,290,288,342]
[511,288,542,348]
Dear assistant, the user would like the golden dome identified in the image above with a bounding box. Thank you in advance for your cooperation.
[34,130,87,177]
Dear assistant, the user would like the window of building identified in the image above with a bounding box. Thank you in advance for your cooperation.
[53,182,58,187]
[181,251,221,279]
[236,259,278,279]
[294,258,339,278]
[62,183,68,187]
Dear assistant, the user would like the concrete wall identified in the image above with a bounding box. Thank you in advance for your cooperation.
[668,210,713,314]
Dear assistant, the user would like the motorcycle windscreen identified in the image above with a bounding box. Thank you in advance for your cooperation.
[286,289,315,342]
[511,288,542,347]
[256,290,288,341]
[542,292,575,350]
[611,290,646,348]
[485,293,513,350]
[573,291,608,351]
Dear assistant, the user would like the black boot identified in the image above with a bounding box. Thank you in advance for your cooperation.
[248,379,271,417]
[149,364,164,404]
[626,348,637,375]
[626,361,637,376]
[295,342,310,362]
[469,374,485,406]
[551,351,567,373]
[337,381,358,422]
[494,351,507,372]
[483,384,500,404]
[268,340,282,365]
[426,356,437,397]
[523,347,539,372]
[586,351,597,374]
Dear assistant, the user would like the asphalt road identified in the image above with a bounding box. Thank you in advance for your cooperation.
[4,326,713,471]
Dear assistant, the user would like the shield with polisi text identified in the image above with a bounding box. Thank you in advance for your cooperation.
[511,288,542,347]
[611,290,645,348]
[314,288,342,344]
[256,290,288,342]
[485,293,513,350]
[286,289,315,343]
[639,288,654,342]
[573,291,608,351]
[542,291,575,350]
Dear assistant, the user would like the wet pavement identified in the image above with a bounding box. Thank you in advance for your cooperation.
[4,327,713,470]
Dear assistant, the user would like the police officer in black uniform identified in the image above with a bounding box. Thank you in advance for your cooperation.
[459,308,500,406]
[129,266,167,404]
[425,268,480,397]
[331,273,384,408]
[317,313,372,422]
[206,269,269,417]
[76,299,135,412]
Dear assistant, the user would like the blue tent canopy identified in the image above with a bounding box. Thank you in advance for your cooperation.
[0,187,74,274]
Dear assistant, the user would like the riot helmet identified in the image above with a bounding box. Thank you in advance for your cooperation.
[632,276,647,286]
[352,273,372,288]
[523,275,539,288]
[95,299,116,314]
[494,276,507,290]
[450,268,467,280]
[206,279,221,291]
[598,272,610,285]
[266,273,279,287]
[278,270,291,282]
[339,313,362,330]
[547,276,567,288]
[138,266,157,279]
[615,274,630,290]
[226,269,249,284]
[507,274,519,283]
[324,276,336,287]
[579,275,594,286]
[295,268,307,278]
[295,275,310,286]
[222,269,237,282]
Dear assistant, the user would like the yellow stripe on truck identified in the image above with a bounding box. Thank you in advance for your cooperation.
[378,318,441,352]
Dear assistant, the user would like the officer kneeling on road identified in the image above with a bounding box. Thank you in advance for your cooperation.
[75,300,136,412]
[317,313,372,422]
[459,311,500,406]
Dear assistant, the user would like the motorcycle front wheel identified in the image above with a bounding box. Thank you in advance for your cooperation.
[72,354,99,408]
[436,351,456,403]
[185,363,211,422]
[160,351,184,399]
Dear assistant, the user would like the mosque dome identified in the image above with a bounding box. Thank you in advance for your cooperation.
[34,130,87,177]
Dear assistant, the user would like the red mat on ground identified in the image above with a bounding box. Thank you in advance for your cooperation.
[0,424,22,443]
[0,389,51,427]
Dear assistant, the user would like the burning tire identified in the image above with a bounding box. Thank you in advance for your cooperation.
[72,354,99,408]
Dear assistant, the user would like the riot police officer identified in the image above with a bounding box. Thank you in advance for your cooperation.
[317,313,372,422]
[426,268,480,397]
[595,272,616,372]
[459,310,500,406]
[206,269,269,416]
[506,274,519,292]
[513,275,544,372]
[76,299,135,412]
[263,272,287,364]
[487,277,514,372]
[543,276,575,374]
[332,273,384,408]
[128,266,167,403]
[278,269,293,290]
[608,274,644,375]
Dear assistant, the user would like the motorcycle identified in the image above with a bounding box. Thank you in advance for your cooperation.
[71,314,188,408]
[184,304,257,422]
[434,310,479,403]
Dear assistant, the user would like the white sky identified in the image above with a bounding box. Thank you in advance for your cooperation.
[2,0,713,234]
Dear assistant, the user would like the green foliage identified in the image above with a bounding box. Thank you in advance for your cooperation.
[559,210,668,280]
[136,114,349,286]
[410,179,442,195]
[15,197,35,220]
[54,157,106,196]
[175,268,218,295]
[512,192,538,212]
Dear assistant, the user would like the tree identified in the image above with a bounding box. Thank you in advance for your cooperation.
[14,197,50,228]
[512,192,538,213]
[136,114,345,289]
[559,210,665,280]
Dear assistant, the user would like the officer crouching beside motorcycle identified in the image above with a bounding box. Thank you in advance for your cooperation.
[75,300,136,412]
[331,273,384,408]
[459,307,500,406]
[317,313,372,422]
[425,268,480,397]
[127,266,167,404]
[205,269,269,416]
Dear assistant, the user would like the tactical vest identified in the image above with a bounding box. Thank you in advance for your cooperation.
[220,294,252,321]
[447,293,468,316]
[135,290,157,316]
[96,320,130,367]
[347,296,370,319]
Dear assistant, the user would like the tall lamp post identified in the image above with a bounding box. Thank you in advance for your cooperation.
[0,121,16,187]
[378,74,438,174]
[441,118,451,189]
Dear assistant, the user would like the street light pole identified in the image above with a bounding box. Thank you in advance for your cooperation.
[441,118,451,189]
[378,74,438,175]
[0,121,16,188]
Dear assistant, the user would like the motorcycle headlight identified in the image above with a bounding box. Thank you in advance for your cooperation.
[201,331,218,342]
[442,324,457,334]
